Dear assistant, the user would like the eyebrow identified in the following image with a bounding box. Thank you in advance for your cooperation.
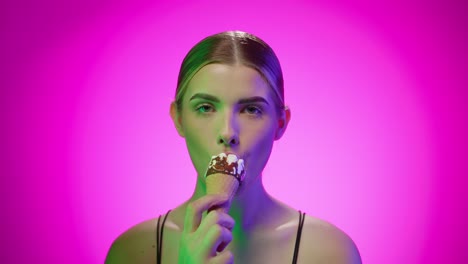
[189,93,270,105]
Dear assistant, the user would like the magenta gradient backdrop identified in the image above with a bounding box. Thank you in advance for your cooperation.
[3,0,467,263]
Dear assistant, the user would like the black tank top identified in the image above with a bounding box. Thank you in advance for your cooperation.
[156,210,306,264]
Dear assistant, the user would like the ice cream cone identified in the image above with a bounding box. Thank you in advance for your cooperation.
[204,153,245,213]
[206,173,240,213]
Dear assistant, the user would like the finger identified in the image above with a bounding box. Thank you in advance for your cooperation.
[184,194,230,233]
[197,210,235,235]
[210,250,234,264]
[216,240,230,253]
[207,204,231,214]
[198,211,235,255]
[204,225,233,257]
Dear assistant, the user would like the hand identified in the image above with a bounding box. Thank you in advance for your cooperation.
[178,194,235,264]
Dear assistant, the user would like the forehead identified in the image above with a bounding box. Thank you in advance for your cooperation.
[185,64,273,102]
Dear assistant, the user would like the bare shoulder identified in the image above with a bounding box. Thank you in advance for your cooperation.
[105,217,159,264]
[300,214,362,264]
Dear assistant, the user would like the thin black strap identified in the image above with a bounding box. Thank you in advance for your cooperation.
[292,210,306,264]
[156,210,172,264]
[156,217,161,264]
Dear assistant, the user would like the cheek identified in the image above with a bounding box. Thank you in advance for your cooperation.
[242,119,276,149]
[182,117,216,175]
[241,121,277,173]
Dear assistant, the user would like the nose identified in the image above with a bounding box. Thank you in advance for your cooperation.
[217,112,239,147]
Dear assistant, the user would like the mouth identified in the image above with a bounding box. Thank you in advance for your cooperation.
[217,151,245,159]
[221,151,239,157]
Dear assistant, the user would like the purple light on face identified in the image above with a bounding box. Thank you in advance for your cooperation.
[3,0,466,263]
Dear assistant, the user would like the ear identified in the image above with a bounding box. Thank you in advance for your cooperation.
[170,101,185,138]
[275,106,291,140]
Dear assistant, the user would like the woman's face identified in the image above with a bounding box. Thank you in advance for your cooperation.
[171,63,289,188]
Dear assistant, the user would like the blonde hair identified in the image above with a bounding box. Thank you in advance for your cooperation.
[175,31,285,113]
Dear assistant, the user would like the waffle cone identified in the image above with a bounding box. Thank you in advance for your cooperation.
[206,173,239,213]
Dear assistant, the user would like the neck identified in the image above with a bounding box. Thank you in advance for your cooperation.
[229,175,275,233]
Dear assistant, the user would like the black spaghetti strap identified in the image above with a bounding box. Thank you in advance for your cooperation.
[156,210,172,264]
[292,210,306,264]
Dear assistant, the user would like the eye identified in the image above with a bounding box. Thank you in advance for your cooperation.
[243,105,263,116]
[195,104,214,113]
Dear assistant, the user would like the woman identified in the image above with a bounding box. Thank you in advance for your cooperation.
[106,31,361,264]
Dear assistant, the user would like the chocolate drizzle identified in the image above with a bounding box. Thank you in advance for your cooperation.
[205,153,245,184]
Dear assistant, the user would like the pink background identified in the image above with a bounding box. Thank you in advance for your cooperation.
[2,0,467,263]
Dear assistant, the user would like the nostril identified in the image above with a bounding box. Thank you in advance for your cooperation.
[218,136,239,146]
[230,138,238,145]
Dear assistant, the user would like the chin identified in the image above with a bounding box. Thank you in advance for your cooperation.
[239,171,261,190]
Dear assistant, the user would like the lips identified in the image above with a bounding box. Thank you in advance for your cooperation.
[221,151,239,157]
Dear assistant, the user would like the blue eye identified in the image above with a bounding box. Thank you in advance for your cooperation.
[195,104,214,113]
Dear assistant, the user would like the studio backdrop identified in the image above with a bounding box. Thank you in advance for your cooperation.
[3,0,467,263]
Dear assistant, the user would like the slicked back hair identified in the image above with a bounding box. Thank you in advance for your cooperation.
[175,31,285,114]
